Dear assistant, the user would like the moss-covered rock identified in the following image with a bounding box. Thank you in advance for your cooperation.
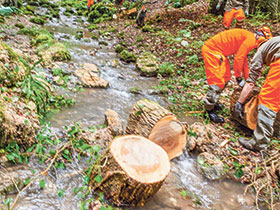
[119,50,137,63]
[0,16,5,23]
[0,95,39,146]
[115,44,125,53]
[30,16,47,25]
[35,33,54,46]
[87,24,98,30]
[14,23,25,29]
[40,43,71,65]
[136,52,159,76]
[26,5,35,12]
[0,42,25,86]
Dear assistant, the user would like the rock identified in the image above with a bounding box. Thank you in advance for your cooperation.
[40,43,71,66]
[136,52,159,76]
[0,164,32,195]
[35,33,54,46]
[119,50,137,63]
[111,59,120,67]
[0,42,25,87]
[104,109,124,136]
[187,122,209,152]
[0,94,40,146]
[30,16,46,25]
[74,63,108,88]
[196,152,225,180]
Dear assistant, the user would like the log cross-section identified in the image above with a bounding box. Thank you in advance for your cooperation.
[90,135,170,207]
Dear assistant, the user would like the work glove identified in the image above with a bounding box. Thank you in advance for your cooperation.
[234,101,244,119]
[245,10,249,16]
[236,77,245,87]
[216,4,221,10]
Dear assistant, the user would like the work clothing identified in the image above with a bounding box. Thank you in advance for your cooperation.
[202,29,257,114]
[217,0,249,12]
[88,0,94,8]
[223,8,245,29]
[237,36,280,151]
[217,0,249,29]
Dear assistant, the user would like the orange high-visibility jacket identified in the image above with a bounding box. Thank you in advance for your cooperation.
[88,0,94,7]
[204,29,257,79]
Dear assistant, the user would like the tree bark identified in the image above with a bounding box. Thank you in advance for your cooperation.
[126,98,187,159]
[90,135,170,207]
[230,86,261,130]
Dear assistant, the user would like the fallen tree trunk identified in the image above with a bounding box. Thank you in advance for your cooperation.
[230,86,261,130]
[90,135,170,207]
[126,98,186,160]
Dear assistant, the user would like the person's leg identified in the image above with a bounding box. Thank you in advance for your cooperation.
[202,45,227,123]
[223,9,234,30]
[239,59,280,151]
[234,8,246,28]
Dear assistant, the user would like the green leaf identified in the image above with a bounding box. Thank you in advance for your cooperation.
[94,174,102,183]
[24,177,31,185]
[101,207,107,210]
[180,189,187,197]
[57,189,65,197]
[135,110,142,116]
[228,147,238,156]
[40,179,46,189]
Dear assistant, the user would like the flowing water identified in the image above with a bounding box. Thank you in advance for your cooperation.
[4,5,263,210]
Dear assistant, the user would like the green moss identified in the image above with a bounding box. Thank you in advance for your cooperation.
[115,44,124,53]
[63,11,72,17]
[0,16,5,23]
[91,35,99,40]
[119,50,137,63]
[30,16,47,25]
[26,5,35,12]
[41,43,71,64]
[87,24,98,30]
[23,10,34,15]
[129,87,141,94]
[15,23,25,29]
[99,41,108,46]
[35,33,54,46]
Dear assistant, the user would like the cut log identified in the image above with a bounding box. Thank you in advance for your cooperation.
[126,98,187,159]
[230,86,261,130]
[90,135,170,207]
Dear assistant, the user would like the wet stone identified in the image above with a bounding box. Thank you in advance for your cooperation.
[196,152,225,180]
[136,51,159,76]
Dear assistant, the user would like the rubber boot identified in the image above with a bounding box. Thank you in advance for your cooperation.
[253,104,276,150]
[207,110,225,123]
[238,137,258,151]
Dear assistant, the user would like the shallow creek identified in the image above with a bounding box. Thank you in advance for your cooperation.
[6,6,263,210]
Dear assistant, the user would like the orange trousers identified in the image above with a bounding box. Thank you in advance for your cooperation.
[202,45,231,89]
[223,8,245,28]
[88,0,94,7]
[258,59,280,113]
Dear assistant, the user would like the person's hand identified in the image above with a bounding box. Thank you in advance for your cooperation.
[245,10,249,16]
[236,77,245,87]
[234,101,244,119]
[216,4,221,10]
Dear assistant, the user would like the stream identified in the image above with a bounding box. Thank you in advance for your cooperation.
[3,4,263,210]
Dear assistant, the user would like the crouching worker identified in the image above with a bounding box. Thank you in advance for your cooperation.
[216,0,249,29]
[202,28,267,123]
[234,27,279,152]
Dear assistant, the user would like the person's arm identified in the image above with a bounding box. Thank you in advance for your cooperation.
[233,41,252,79]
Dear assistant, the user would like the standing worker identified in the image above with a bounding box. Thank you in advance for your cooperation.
[216,0,249,29]
[202,28,268,123]
[234,27,278,152]
[87,0,95,13]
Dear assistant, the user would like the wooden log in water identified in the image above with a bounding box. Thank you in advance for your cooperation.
[126,98,187,160]
[90,135,170,207]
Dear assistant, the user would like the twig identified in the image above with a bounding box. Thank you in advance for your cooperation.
[10,142,70,210]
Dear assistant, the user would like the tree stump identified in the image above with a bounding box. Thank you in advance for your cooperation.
[230,86,261,130]
[90,135,170,207]
[126,99,187,160]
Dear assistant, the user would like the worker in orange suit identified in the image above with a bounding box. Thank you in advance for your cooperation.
[234,27,279,152]
[202,28,267,123]
[87,0,95,13]
[216,0,249,29]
